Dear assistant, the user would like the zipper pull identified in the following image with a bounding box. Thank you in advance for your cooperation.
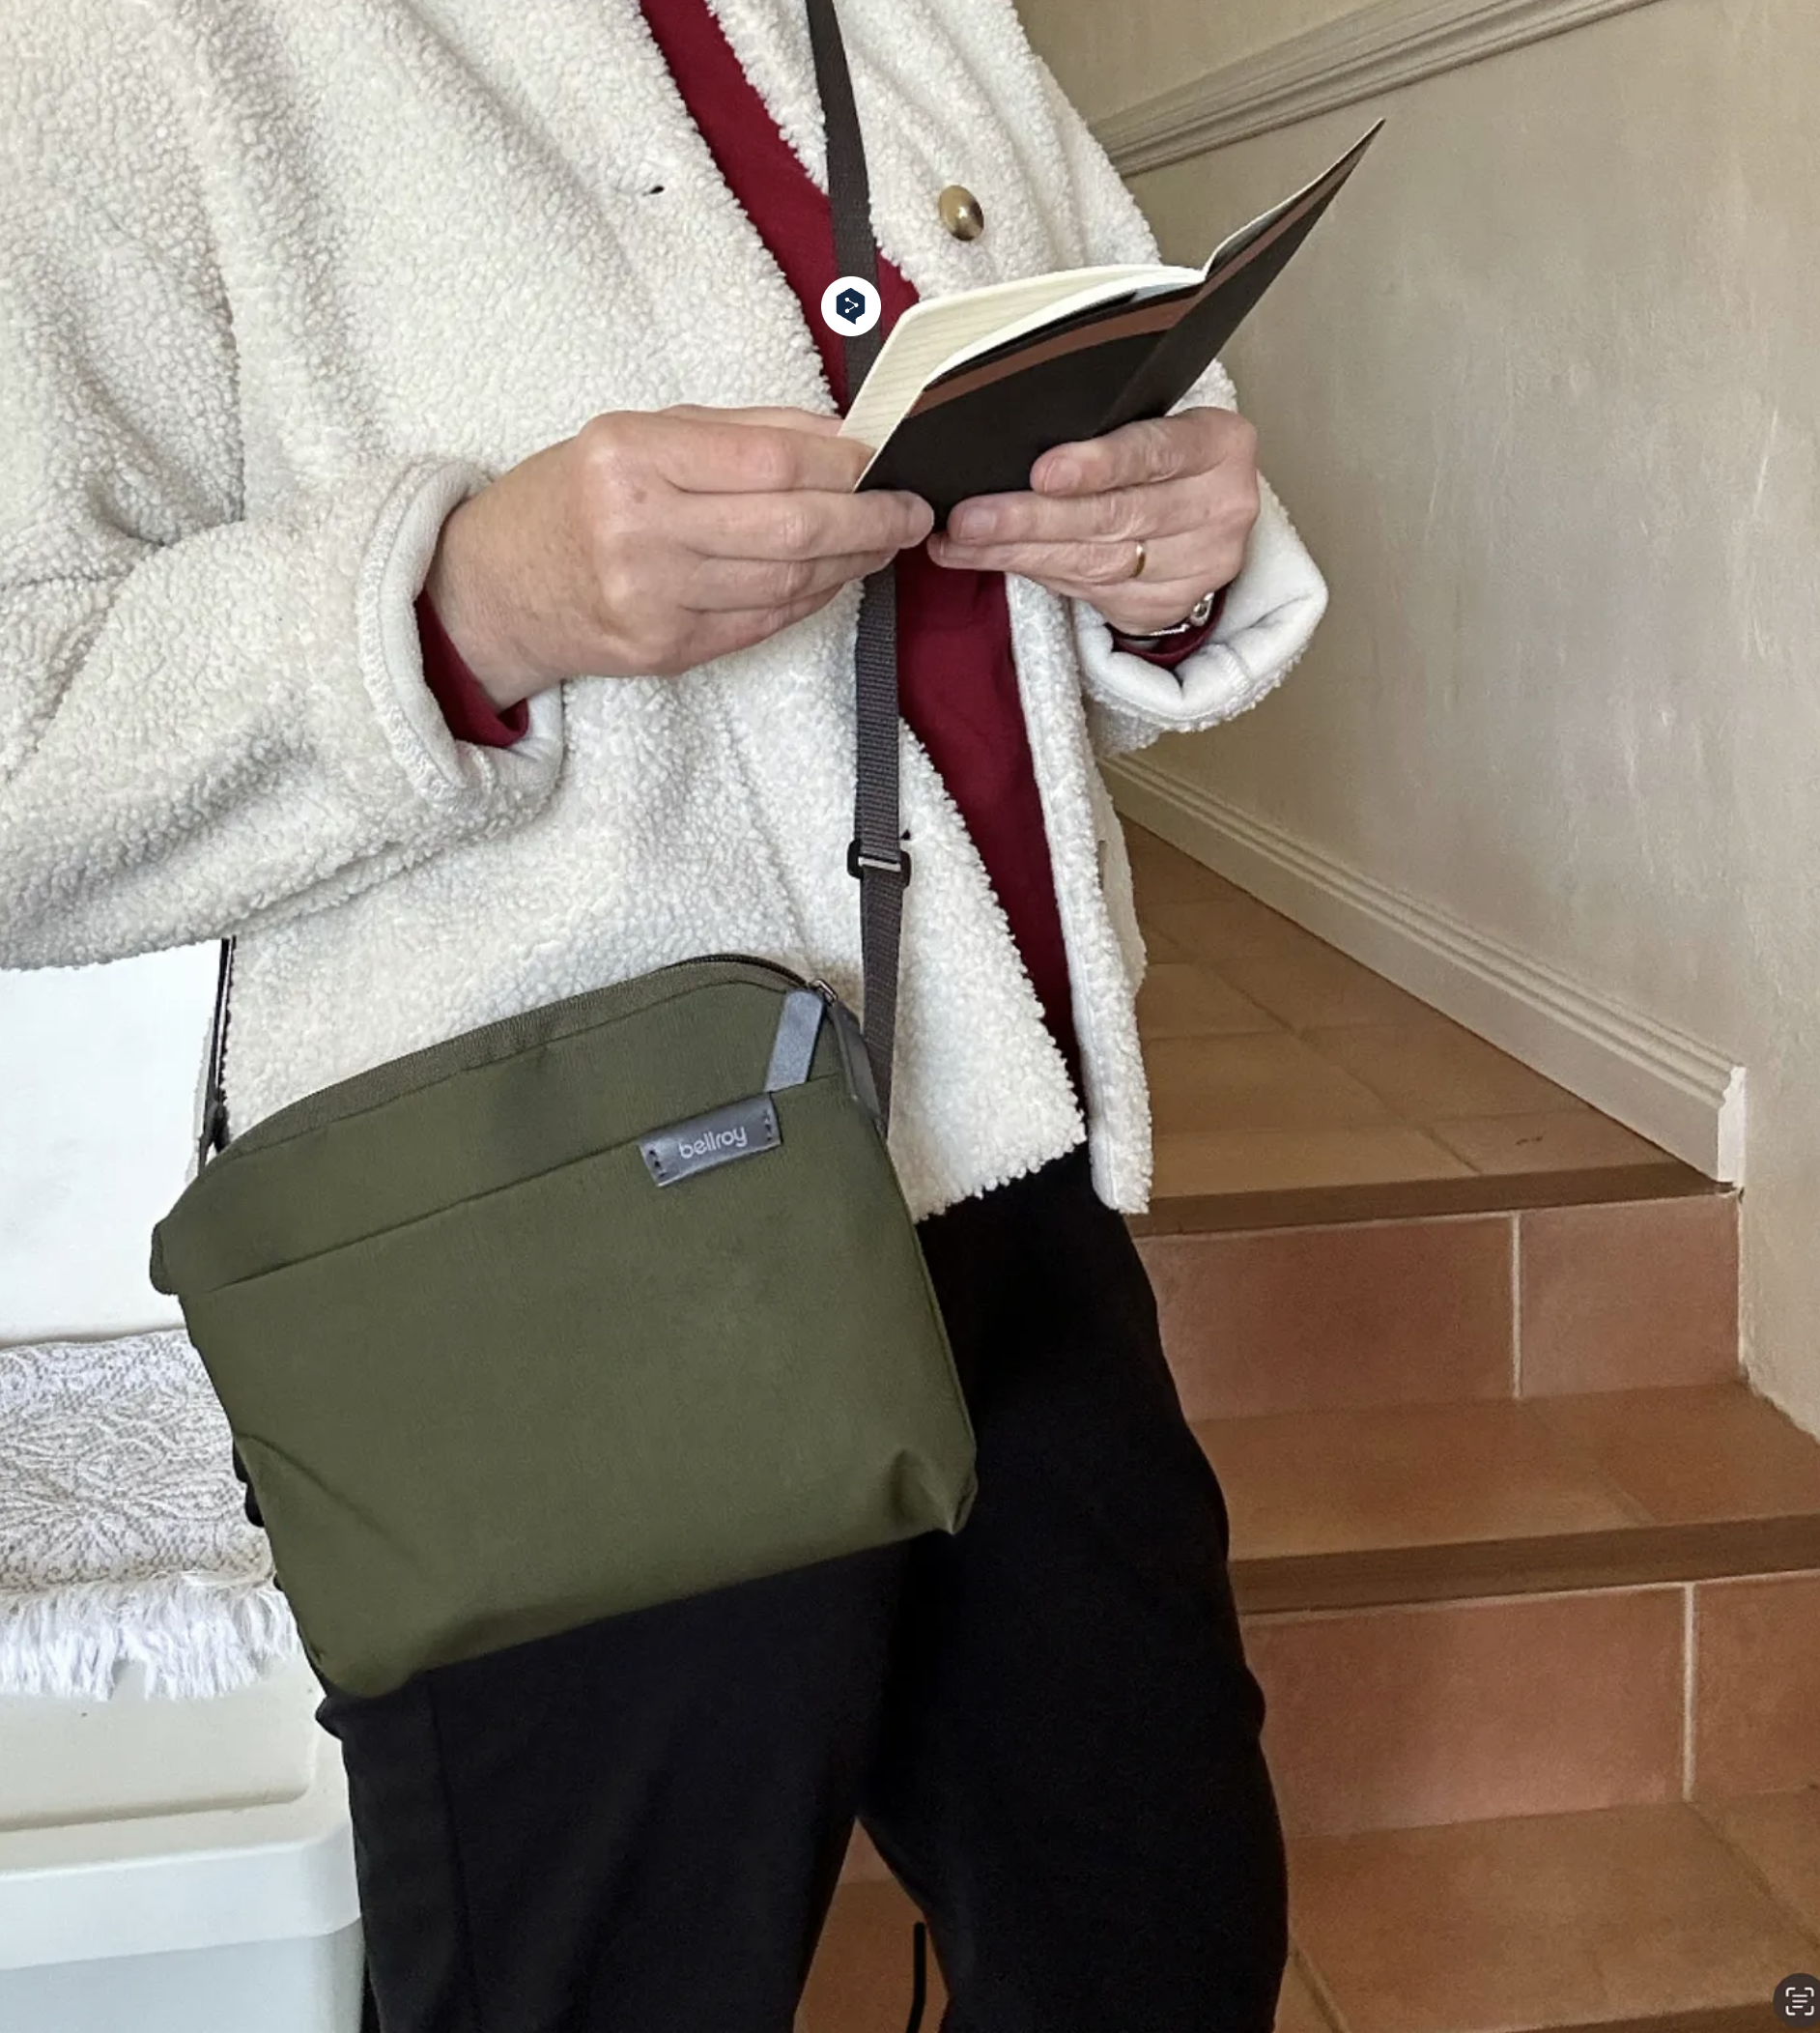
[763,988,826,1094]
[819,985,883,1125]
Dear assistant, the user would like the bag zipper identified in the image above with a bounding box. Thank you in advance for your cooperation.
[201,954,855,1168]
[680,952,804,982]
[591,958,877,1118]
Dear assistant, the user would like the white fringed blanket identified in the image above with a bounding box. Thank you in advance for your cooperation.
[0,1330,300,1700]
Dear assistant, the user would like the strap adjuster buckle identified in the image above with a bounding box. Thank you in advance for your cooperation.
[847,838,912,886]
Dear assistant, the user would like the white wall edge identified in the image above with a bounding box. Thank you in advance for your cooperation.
[1110,759,1747,1185]
[1092,0,1668,172]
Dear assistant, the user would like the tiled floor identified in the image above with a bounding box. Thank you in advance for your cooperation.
[798,1878,946,2033]
[1288,1797,1820,2032]
[1200,1385,1820,1847]
[1124,823,1692,1207]
[812,1791,1820,2031]
[1195,1383,1820,1565]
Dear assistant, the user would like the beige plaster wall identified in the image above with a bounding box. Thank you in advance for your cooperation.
[1019,0,1363,122]
[1025,0,1820,1432]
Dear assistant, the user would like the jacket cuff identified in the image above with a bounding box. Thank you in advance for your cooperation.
[356,459,563,809]
[416,590,530,748]
[1072,478,1327,734]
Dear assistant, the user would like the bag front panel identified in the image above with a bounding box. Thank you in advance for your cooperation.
[177,1069,974,1696]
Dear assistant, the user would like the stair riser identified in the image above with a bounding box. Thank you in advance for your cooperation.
[1141,1194,1739,1421]
[1244,1566,1820,1840]
[1246,1586,1687,1840]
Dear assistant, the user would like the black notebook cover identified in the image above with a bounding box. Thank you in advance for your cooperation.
[857,125,1379,526]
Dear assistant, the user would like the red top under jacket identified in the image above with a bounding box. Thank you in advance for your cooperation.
[417,0,1217,1075]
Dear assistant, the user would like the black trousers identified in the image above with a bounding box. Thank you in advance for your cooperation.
[317,1146,1287,2032]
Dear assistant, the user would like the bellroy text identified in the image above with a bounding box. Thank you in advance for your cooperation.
[640,1096,782,1188]
[676,1125,749,1160]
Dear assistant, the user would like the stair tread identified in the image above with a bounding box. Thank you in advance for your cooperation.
[1121,821,1714,1234]
[1276,1960,1336,2031]
[1289,1795,1820,2033]
[1194,1383,1820,1614]
[1133,1160,1717,1238]
[1702,1790,1820,1957]
[799,1878,944,2033]
[816,1795,1820,2032]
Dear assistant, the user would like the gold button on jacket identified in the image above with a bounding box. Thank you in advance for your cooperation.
[937,185,985,242]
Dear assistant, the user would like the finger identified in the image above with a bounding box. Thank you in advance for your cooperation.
[680,486,932,563]
[930,523,1232,620]
[925,535,1171,589]
[687,586,847,665]
[1029,408,1253,497]
[1044,580,1218,634]
[941,471,1209,551]
[936,508,1249,592]
[664,404,846,438]
[684,548,899,614]
[614,412,878,496]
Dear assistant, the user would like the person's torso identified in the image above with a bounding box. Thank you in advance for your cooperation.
[150,0,1155,1217]
[170,0,1099,503]
[636,0,1082,1077]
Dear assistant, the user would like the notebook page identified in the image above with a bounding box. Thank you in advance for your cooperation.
[840,263,1189,451]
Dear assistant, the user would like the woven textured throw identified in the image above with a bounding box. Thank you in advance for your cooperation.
[0,1330,299,1700]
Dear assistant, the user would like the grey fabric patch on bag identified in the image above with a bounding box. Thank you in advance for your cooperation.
[640,1095,781,1188]
[763,988,825,1094]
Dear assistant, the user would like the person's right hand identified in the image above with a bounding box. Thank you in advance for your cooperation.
[421,406,931,712]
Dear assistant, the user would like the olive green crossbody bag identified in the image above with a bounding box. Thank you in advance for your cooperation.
[148,0,977,1701]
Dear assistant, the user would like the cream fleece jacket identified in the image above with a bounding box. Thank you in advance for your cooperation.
[0,0,1328,1219]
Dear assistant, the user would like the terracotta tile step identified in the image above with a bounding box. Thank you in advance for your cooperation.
[1546,2014,1789,2032]
[1131,1161,1714,1239]
[838,1389,1820,1864]
[1193,1386,1820,1839]
[1122,819,1706,1227]
[1141,1195,1740,1421]
[1289,1795,1820,2033]
[1236,1515,1820,1618]
[798,1878,944,2033]
[1551,2014,1795,2033]
[1204,1384,1820,1611]
[813,1793,1820,2030]
[1247,1581,1696,1838]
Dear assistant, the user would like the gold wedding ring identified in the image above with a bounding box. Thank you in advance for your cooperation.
[1128,539,1149,581]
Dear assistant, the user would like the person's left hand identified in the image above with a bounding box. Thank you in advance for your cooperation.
[925,407,1261,637]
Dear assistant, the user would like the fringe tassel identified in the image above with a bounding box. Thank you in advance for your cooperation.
[0,1573,299,1703]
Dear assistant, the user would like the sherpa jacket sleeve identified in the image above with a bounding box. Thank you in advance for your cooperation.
[0,2,564,971]
[1029,54,1331,763]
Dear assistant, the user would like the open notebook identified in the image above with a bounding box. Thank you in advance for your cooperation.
[844,125,1380,523]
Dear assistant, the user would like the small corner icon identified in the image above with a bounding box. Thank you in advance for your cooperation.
[1778,1974,1820,2023]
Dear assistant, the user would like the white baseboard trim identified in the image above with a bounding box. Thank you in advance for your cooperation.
[1093,0,1668,173]
[1110,760,1746,1184]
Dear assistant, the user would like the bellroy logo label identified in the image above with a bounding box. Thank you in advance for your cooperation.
[641,1095,781,1188]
